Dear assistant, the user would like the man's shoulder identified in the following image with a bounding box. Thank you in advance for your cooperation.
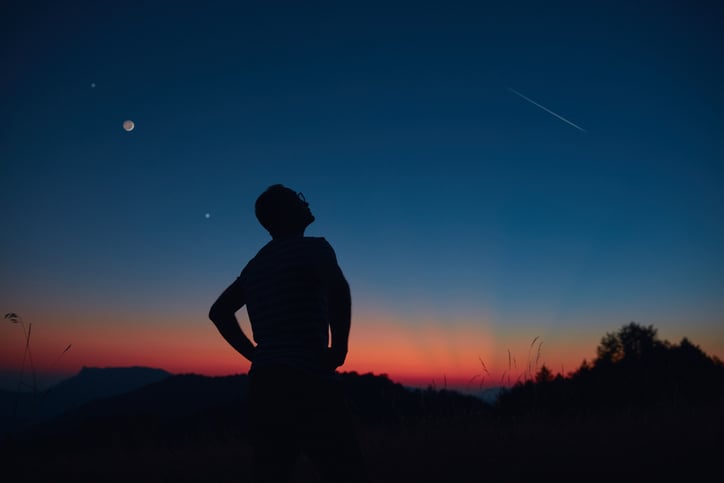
[248,236,334,261]
[304,236,337,255]
[304,235,332,246]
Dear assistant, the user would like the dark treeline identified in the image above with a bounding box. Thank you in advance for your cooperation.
[340,321,724,429]
[495,322,724,420]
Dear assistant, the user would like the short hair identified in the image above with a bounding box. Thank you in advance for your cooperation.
[255,184,296,235]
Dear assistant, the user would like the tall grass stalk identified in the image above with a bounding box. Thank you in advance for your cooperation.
[477,336,547,389]
[5,313,72,427]
[5,313,37,392]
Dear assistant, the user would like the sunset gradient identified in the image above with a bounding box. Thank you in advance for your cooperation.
[2,2,723,392]
[2,306,722,392]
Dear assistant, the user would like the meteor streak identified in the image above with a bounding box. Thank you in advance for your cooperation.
[507,87,587,132]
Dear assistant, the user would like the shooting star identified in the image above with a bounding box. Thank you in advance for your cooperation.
[507,87,587,132]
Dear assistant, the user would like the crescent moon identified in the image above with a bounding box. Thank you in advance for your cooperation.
[123,120,135,132]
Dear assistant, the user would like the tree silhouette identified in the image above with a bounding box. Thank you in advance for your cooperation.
[496,321,724,421]
[595,321,661,365]
[534,365,554,384]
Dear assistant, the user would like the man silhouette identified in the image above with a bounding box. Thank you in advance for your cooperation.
[209,184,365,483]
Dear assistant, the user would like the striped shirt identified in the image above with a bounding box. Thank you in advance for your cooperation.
[236,236,341,374]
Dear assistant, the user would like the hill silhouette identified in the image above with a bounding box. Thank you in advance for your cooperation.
[6,373,249,449]
[0,366,171,438]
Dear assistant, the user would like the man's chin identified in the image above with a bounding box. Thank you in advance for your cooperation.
[301,214,315,230]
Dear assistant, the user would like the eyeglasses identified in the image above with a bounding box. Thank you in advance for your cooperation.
[297,192,306,203]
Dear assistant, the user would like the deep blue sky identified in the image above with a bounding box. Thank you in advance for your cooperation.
[2,1,723,385]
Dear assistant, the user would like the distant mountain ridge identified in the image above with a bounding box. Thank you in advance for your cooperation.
[11,372,251,448]
[0,366,172,438]
[52,366,172,398]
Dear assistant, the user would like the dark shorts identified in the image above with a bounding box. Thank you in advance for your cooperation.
[249,366,366,483]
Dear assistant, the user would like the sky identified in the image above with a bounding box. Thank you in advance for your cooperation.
[2,0,723,392]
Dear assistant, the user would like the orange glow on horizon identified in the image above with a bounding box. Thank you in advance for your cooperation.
[2,308,722,390]
[1,310,594,389]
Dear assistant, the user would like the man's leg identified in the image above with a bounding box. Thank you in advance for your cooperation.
[304,426,367,483]
[249,367,300,483]
[251,429,298,483]
[299,376,367,483]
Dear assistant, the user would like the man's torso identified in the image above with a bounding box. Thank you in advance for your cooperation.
[240,236,336,373]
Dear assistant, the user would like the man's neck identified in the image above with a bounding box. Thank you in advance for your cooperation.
[272,230,305,241]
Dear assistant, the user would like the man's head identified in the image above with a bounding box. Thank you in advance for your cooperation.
[255,184,315,239]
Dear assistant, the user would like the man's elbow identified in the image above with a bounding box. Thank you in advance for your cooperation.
[208,302,226,324]
[331,277,351,299]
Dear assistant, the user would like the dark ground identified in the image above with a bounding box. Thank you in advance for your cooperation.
[3,402,719,483]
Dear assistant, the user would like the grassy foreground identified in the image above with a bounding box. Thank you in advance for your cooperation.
[5,402,718,483]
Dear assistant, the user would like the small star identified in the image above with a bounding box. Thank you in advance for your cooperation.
[90,82,96,88]
[205,213,211,219]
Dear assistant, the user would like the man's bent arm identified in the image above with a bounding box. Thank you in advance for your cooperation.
[209,278,256,362]
[328,269,351,368]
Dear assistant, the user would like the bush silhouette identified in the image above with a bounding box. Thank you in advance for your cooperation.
[496,322,724,420]
[596,322,661,364]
